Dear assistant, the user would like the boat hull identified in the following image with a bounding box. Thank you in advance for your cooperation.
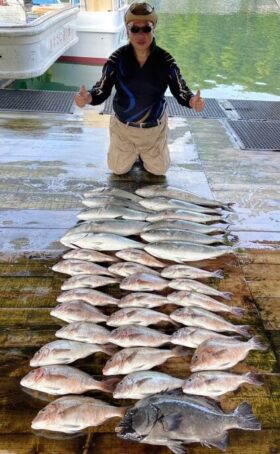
[0,6,79,79]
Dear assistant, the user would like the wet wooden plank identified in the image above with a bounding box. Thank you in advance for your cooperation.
[0,308,59,327]
[0,329,55,347]
[253,297,280,330]
[238,250,280,265]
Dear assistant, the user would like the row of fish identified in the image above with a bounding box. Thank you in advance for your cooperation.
[21,185,264,452]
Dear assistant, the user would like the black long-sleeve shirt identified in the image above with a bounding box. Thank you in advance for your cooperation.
[89,39,194,124]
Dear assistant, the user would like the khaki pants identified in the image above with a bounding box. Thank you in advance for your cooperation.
[107,113,170,175]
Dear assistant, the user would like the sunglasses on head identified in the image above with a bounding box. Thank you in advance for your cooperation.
[130,3,154,15]
[129,25,153,33]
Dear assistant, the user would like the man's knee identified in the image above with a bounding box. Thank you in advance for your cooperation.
[107,158,133,175]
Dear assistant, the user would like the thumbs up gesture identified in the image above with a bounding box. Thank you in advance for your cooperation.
[75,85,92,108]
[189,90,205,112]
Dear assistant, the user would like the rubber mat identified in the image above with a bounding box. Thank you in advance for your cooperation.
[227,120,280,151]
[101,95,227,118]
[229,100,280,121]
[0,89,76,113]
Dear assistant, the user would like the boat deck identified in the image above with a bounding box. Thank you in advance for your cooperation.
[0,104,279,453]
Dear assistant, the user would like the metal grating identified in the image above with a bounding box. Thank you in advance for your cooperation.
[229,99,280,121]
[166,97,226,118]
[0,89,76,113]
[101,94,227,118]
[227,120,280,151]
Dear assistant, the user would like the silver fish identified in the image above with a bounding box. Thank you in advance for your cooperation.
[114,371,183,399]
[118,293,169,308]
[107,307,173,327]
[116,393,260,452]
[55,322,111,344]
[52,259,115,277]
[171,327,239,349]
[190,336,268,371]
[140,228,224,245]
[30,340,115,367]
[60,274,120,291]
[143,219,227,234]
[120,273,169,292]
[138,197,220,214]
[57,288,118,306]
[168,291,243,316]
[103,346,189,375]
[168,280,232,300]
[116,248,165,267]
[62,248,118,263]
[161,264,224,280]
[144,241,232,263]
[82,196,148,212]
[63,232,144,251]
[84,187,142,202]
[135,185,232,209]
[50,301,108,324]
[146,209,225,224]
[32,395,127,434]
[170,307,250,336]
[109,325,170,348]
[182,371,262,399]
[108,261,160,277]
[64,220,147,237]
[21,365,118,395]
[77,206,148,221]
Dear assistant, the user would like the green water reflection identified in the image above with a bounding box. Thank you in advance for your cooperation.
[10,0,280,99]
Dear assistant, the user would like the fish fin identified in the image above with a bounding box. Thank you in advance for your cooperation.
[167,442,188,454]
[202,432,228,451]
[160,412,184,432]
[212,270,224,279]
[231,306,245,317]
[249,336,268,352]
[222,202,235,212]
[102,343,119,356]
[171,346,192,358]
[233,402,261,430]
[244,372,263,386]
[236,325,251,338]
[100,377,120,393]
[221,291,232,300]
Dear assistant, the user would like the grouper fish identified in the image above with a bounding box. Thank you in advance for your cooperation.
[116,392,261,453]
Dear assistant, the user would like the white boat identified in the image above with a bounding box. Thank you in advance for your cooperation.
[60,0,128,66]
[0,2,79,78]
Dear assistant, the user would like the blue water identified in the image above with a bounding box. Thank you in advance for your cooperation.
[10,0,280,100]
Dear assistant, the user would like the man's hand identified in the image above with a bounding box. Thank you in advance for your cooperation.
[189,90,205,112]
[75,85,92,108]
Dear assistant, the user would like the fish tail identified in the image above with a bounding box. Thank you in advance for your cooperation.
[102,343,119,356]
[230,306,245,317]
[221,291,233,300]
[100,377,120,394]
[244,372,263,386]
[234,402,261,430]
[171,346,192,358]
[212,270,224,279]
[236,325,251,338]
[249,336,268,352]
[118,406,129,418]
[222,202,235,212]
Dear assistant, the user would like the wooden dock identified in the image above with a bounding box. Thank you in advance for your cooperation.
[0,108,279,453]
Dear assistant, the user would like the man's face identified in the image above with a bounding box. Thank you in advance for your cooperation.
[127,20,154,52]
